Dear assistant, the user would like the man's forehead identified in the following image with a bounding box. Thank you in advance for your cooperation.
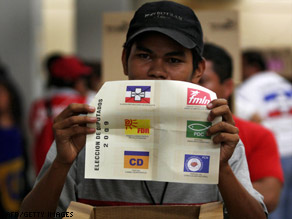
[204,61,219,76]
[132,32,190,52]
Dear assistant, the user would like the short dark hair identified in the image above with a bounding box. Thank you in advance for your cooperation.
[45,53,63,73]
[44,53,63,88]
[203,43,233,83]
[242,50,267,71]
[0,60,8,80]
[123,34,203,73]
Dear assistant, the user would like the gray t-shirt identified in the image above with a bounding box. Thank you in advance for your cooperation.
[35,140,267,216]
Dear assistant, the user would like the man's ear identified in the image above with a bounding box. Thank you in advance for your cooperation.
[191,58,205,84]
[122,48,128,76]
[222,78,234,99]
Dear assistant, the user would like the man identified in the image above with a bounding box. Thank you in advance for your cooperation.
[20,1,267,218]
[199,43,283,212]
[236,50,292,219]
[29,55,92,174]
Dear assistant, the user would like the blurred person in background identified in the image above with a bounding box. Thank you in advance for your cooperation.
[0,61,29,218]
[199,43,283,212]
[235,50,292,219]
[83,60,102,102]
[29,54,92,174]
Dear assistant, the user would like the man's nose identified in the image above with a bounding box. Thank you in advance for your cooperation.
[148,58,168,79]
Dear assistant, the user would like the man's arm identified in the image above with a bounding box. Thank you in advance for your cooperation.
[19,104,96,218]
[242,119,283,212]
[253,177,282,212]
[19,160,72,217]
[207,99,266,219]
[218,164,266,218]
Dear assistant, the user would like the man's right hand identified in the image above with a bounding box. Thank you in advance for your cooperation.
[19,103,97,217]
[53,103,97,166]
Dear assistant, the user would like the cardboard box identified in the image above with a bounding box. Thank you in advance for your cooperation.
[66,201,223,219]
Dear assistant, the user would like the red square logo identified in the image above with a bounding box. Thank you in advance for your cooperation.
[187,88,211,105]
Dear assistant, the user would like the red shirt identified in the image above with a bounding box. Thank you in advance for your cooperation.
[29,89,86,174]
[233,116,284,183]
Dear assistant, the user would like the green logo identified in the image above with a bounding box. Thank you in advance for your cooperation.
[186,121,211,139]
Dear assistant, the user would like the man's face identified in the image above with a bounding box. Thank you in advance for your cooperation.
[122,32,203,83]
[241,57,255,81]
[199,60,227,99]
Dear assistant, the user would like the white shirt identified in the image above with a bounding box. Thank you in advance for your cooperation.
[235,71,292,157]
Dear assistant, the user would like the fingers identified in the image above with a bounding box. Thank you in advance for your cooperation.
[208,120,239,145]
[206,99,239,163]
[55,125,96,140]
[54,103,96,123]
[207,99,234,125]
[53,115,97,130]
[53,103,97,140]
[208,122,239,163]
[207,121,239,137]
[211,131,239,145]
[51,103,97,165]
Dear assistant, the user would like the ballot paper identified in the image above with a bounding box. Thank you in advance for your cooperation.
[85,80,221,184]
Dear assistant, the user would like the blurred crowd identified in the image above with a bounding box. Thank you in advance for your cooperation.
[235,50,292,219]
[0,54,101,217]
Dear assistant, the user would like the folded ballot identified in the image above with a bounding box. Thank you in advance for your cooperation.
[85,80,221,184]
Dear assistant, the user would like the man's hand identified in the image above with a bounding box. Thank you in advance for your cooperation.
[20,104,97,217]
[206,99,239,164]
[53,103,97,166]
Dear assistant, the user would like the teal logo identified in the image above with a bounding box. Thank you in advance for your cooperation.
[186,121,211,139]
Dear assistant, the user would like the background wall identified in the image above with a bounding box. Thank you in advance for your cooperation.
[42,0,75,57]
[0,0,41,117]
[76,0,131,61]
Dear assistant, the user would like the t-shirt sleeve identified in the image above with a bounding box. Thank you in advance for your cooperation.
[34,141,78,215]
[247,128,284,183]
[226,140,268,215]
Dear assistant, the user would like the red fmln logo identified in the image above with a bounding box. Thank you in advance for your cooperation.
[187,88,211,105]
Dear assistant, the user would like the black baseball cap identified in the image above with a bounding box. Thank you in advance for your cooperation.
[124,1,204,58]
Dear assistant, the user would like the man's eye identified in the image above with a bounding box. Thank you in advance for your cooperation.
[169,58,181,63]
[138,53,150,59]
